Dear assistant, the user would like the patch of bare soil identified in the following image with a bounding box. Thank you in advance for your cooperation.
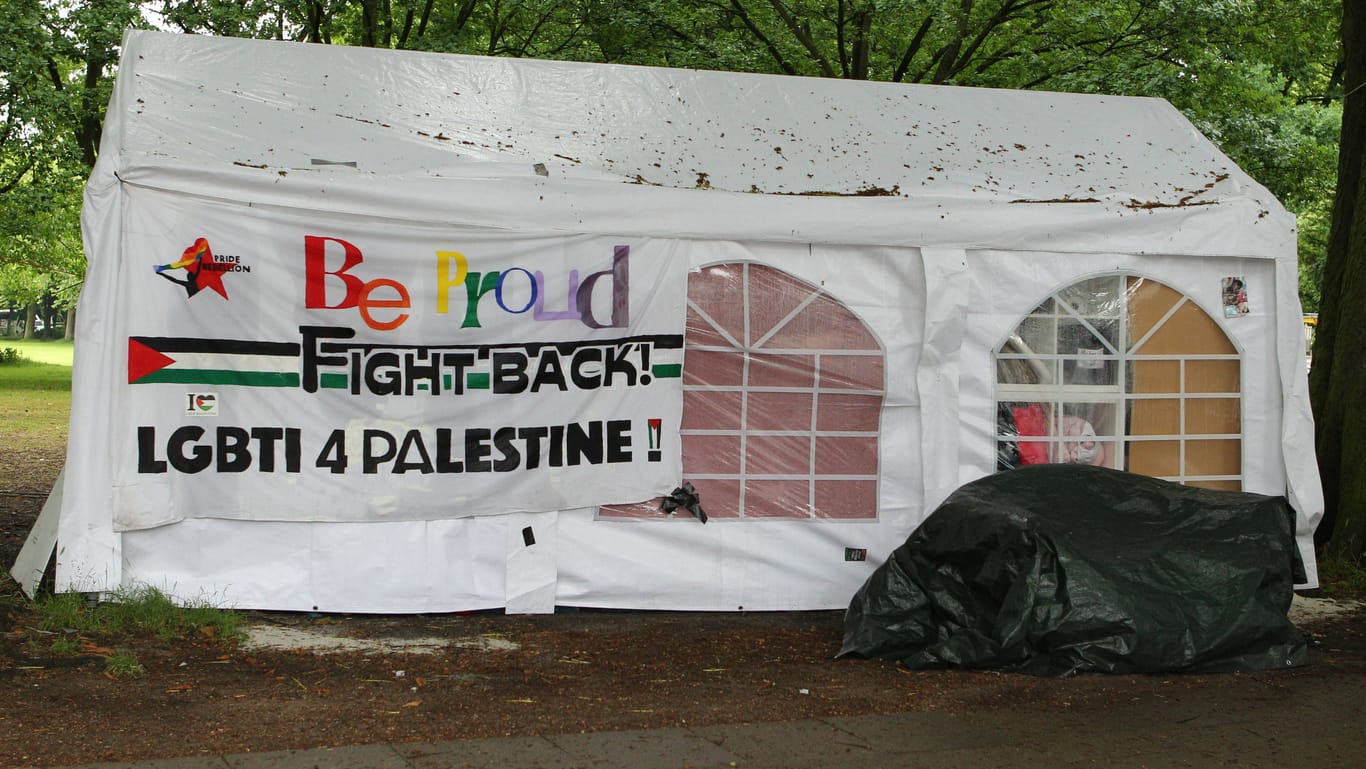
[4,458,1366,768]
[2,597,1361,769]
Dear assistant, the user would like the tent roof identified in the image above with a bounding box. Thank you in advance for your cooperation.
[94,31,1289,257]
[109,31,1266,206]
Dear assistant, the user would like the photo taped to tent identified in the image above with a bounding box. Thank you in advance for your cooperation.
[1222,276,1250,318]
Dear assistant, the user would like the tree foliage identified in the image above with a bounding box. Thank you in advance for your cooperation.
[1,0,141,331]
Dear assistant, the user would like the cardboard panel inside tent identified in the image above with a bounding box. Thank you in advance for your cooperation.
[58,30,1321,612]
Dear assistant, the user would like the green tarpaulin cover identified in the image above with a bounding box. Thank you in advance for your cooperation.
[840,465,1308,676]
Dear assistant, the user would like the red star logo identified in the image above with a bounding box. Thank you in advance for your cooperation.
[195,250,230,299]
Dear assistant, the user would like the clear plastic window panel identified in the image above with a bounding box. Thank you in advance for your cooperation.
[601,262,886,521]
[996,275,1241,488]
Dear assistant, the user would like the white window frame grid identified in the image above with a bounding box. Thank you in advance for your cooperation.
[995,273,1243,489]
[683,261,886,519]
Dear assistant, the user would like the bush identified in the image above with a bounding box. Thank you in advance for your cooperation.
[0,347,22,365]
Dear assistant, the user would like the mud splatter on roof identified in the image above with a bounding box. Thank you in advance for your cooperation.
[119,32,1264,209]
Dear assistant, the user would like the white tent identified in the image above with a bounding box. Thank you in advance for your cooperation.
[54,30,1321,612]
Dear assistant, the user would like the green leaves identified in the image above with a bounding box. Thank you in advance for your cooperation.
[1,1,145,312]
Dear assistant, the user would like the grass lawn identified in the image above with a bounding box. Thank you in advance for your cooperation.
[3,338,75,366]
[0,339,73,468]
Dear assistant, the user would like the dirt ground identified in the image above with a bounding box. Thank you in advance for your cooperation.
[4,448,1365,769]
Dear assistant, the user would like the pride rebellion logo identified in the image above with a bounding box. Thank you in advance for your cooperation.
[154,238,250,300]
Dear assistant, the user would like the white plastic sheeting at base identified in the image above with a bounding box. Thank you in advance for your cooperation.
[11,470,63,599]
[57,31,1321,612]
[119,517,511,613]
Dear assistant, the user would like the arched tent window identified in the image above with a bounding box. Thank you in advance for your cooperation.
[601,262,885,520]
[996,274,1242,490]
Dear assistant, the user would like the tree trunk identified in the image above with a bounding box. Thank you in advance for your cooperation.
[360,0,380,47]
[40,296,55,339]
[22,304,37,340]
[1309,0,1366,562]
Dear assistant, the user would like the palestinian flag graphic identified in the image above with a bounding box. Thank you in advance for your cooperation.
[128,337,302,387]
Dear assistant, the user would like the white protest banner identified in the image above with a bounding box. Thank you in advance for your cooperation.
[110,188,686,530]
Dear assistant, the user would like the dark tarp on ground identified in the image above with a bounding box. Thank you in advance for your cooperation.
[839,465,1308,676]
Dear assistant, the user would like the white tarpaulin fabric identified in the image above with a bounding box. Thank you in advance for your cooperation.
[57,30,1322,612]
